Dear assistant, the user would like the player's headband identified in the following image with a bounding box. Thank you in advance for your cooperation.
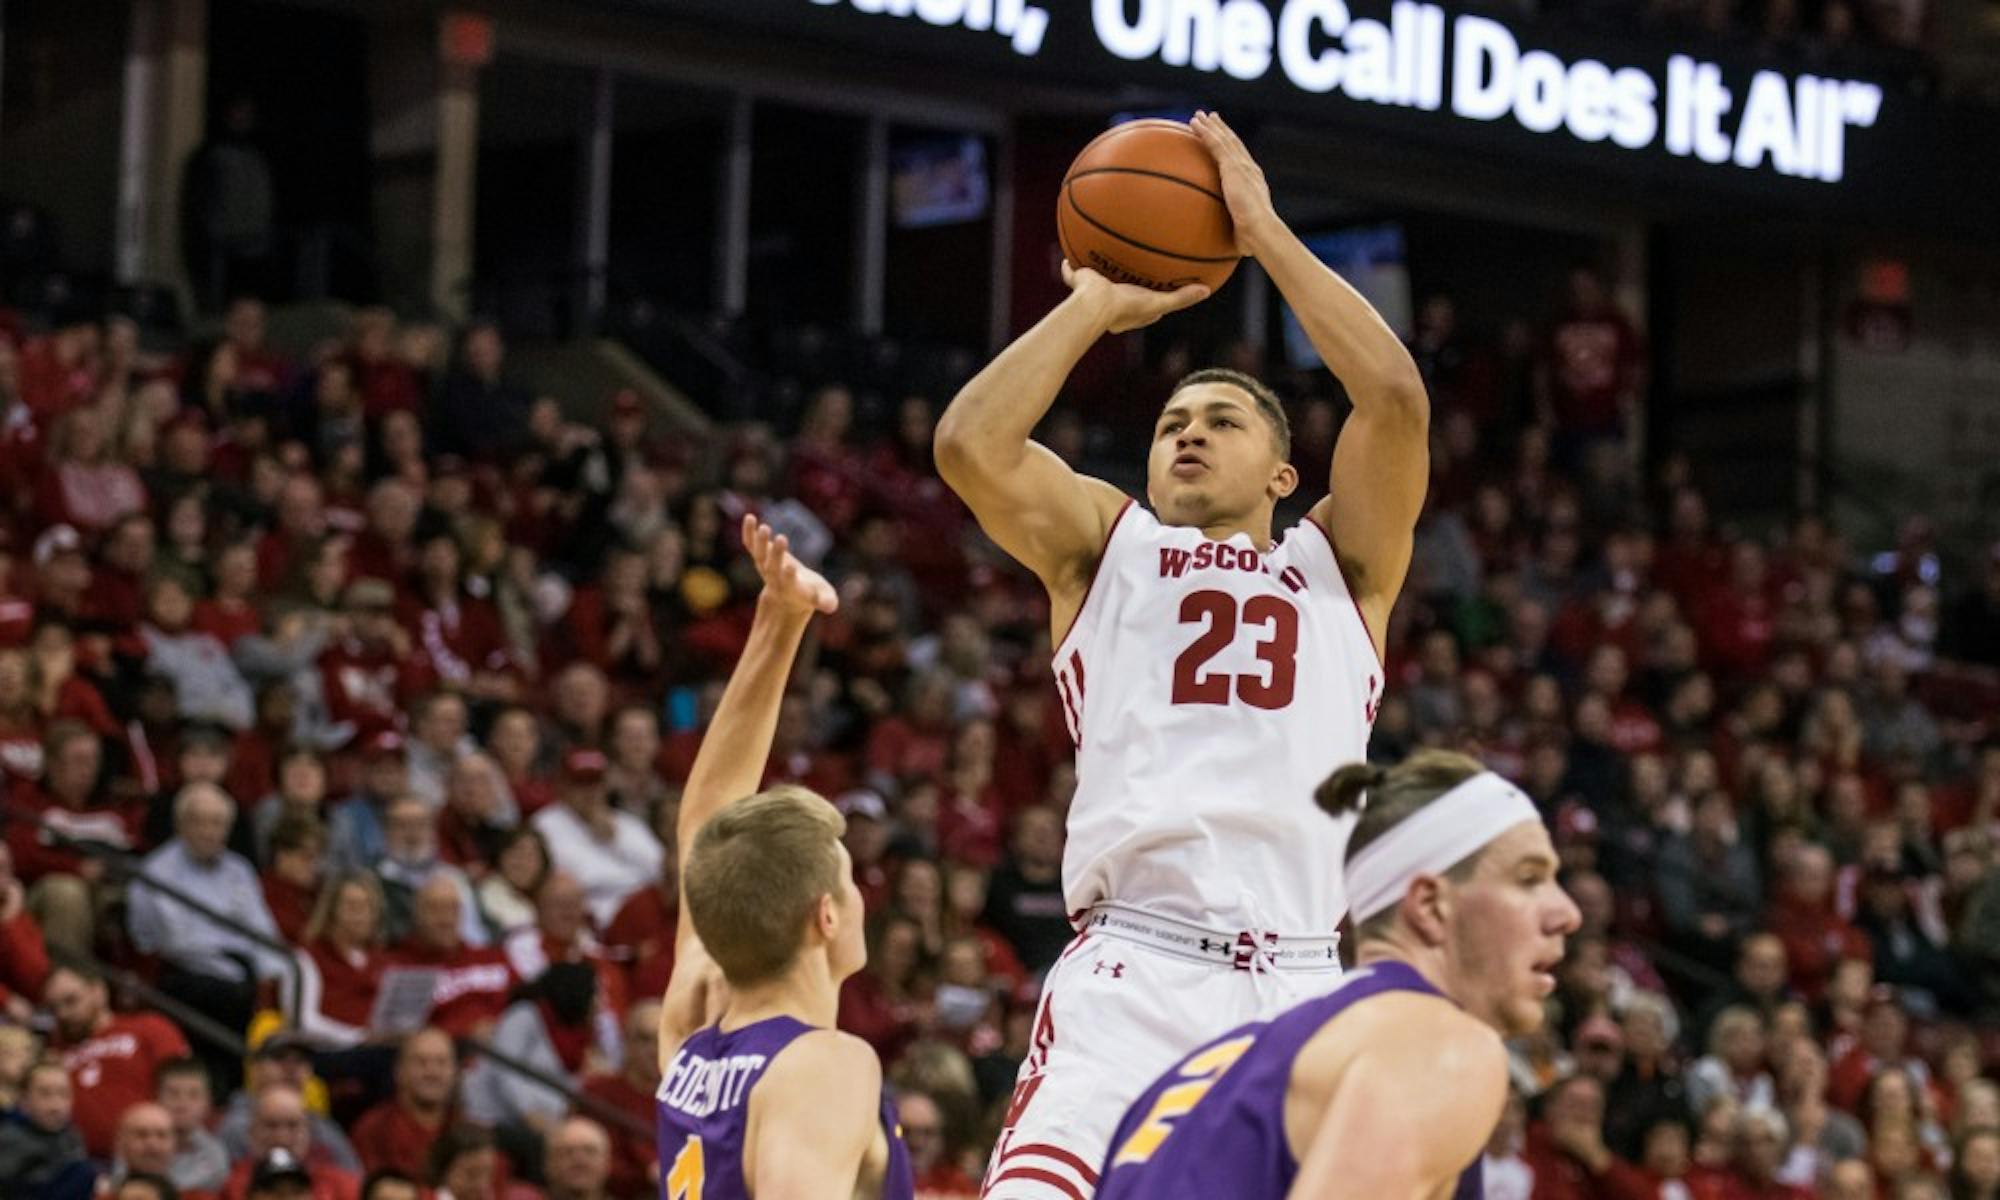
[1344,771,1544,924]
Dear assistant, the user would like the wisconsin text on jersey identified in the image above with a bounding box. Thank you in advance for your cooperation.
[1157,543,1311,595]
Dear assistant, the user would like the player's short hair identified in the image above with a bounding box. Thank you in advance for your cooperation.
[1168,368,1291,458]
[683,784,847,987]
[1315,750,1489,941]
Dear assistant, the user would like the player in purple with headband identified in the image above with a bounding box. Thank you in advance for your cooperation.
[654,516,914,1200]
[1097,750,1580,1200]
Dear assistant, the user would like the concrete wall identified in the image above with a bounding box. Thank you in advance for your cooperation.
[1,0,128,276]
[1829,250,2000,558]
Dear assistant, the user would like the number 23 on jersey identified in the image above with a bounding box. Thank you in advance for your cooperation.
[1109,1035,1256,1166]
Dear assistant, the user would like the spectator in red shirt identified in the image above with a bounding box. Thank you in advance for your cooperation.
[1829,991,1924,1113]
[1767,843,1871,1005]
[838,913,925,1066]
[0,842,51,1022]
[1544,266,1643,445]
[1521,1073,1655,1199]
[601,825,676,1002]
[217,1084,360,1200]
[485,706,553,819]
[901,1090,979,1198]
[317,581,418,742]
[261,812,324,944]
[399,531,517,705]
[1698,543,1780,681]
[503,871,627,1056]
[43,961,193,1158]
[291,871,387,1050]
[256,474,326,593]
[13,720,138,958]
[561,548,662,690]
[547,661,611,758]
[91,513,157,634]
[349,1029,457,1178]
[346,480,419,590]
[344,308,422,420]
[387,874,516,1040]
[866,670,954,791]
[194,542,265,649]
[437,752,511,878]
[37,406,147,534]
[221,299,292,398]
[576,1001,660,1200]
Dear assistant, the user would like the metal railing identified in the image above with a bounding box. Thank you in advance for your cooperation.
[42,828,651,1141]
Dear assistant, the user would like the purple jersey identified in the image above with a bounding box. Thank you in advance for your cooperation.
[656,1015,914,1199]
[1096,961,1484,1200]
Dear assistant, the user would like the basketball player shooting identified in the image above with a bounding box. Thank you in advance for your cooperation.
[655,516,914,1200]
[934,111,1430,1198]
[1096,752,1582,1199]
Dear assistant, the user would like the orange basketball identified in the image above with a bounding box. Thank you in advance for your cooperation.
[1057,119,1239,293]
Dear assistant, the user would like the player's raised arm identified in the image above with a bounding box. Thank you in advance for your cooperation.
[659,515,835,1055]
[746,1030,884,1198]
[934,265,1206,620]
[1192,112,1427,653]
[1287,997,1507,1200]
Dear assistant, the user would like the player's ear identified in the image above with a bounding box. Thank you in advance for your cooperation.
[814,892,839,942]
[1270,461,1298,501]
[1404,875,1451,945]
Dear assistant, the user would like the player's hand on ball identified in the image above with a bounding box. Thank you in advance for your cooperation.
[1190,111,1280,257]
[744,515,838,617]
[1063,261,1210,334]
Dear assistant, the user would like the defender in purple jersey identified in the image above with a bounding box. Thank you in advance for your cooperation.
[653,518,914,1200]
[1097,751,1581,1200]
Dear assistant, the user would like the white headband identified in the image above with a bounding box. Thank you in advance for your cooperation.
[1344,771,1545,924]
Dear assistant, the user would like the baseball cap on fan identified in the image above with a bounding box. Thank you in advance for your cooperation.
[562,747,608,783]
[32,524,82,568]
[249,1148,313,1197]
[835,790,888,821]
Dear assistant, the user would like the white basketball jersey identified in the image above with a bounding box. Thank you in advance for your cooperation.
[1052,502,1383,934]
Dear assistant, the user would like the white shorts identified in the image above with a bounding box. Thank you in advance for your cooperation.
[980,906,1343,1199]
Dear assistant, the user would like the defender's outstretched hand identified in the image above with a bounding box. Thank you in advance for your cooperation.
[1190,111,1281,257]
[1063,261,1210,334]
[744,515,837,617]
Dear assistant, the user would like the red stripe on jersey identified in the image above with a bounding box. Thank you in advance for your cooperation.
[1304,514,1383,670]
[1055,670,1083,748]
[996,1142,1102,1183]
[1068,650,1086,698]
[986,1166,1090,1200]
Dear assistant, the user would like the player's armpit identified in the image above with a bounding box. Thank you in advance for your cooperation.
[747,1031,884,1200]
[938,438,1129,605]
[1287,1004,1507,1200]
[1309,389,1426,650]
[656,937,724,1074]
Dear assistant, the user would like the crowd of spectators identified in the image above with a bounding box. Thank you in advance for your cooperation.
[0,257,1994,1200]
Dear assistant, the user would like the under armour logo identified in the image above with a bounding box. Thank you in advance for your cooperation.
[1364,674,1382,724]
[1325,946,1337,959]
[1093,961,1126,978]
[1199,938,1219,953]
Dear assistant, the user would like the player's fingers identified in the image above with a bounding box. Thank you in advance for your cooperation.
[1162,283,1212,311]
[1060,260,1078,289]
